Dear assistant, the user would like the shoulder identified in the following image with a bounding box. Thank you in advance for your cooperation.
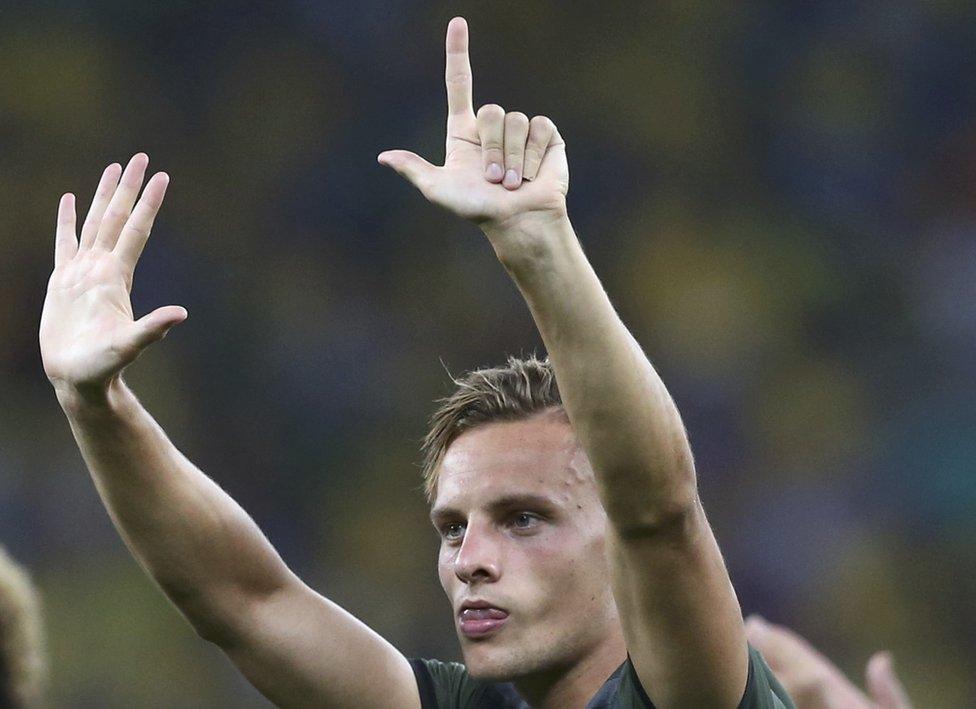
[736,644,796,709]
[609,645,795,709]
[408,658,528,709]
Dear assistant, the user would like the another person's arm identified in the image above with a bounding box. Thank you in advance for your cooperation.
[0,546,46,707]
[745,616,911,709]
[40,155,420,708]
[380,18,752,708]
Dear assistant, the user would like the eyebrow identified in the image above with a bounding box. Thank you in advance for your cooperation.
[429,493,559,525]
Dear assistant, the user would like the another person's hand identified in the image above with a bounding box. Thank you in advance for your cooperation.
[378,17,569,250]
[39,154,186,403]
[745,615,912,709]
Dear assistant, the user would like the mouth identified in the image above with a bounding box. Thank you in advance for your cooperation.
[457,602,509,639]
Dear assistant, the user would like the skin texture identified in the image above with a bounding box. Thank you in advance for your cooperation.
[431,410,627,706]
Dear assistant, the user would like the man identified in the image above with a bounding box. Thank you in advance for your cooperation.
[39,17,792,708]
[0,546,46,707]
[745,616,912,709]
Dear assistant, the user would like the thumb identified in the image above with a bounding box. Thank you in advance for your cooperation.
[130,306,188,351]
[866,652,912,709]
[377,150,436,193]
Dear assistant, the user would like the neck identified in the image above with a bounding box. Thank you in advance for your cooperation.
[512,630,627,709]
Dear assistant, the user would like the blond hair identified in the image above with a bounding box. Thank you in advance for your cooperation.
[0,546,46,707]
[420,354,565,503]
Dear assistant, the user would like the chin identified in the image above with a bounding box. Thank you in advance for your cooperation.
[462,643,541,683]
[461,644,513,681]
[466,659,516,683]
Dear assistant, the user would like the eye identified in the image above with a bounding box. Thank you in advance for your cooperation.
[441,522,465,541]
[511,512,539,531]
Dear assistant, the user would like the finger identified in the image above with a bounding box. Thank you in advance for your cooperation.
[477,104,505,182]
[866,652,913,709]
[535,125,568,179]
[502,111,529,190]
[93,153,149,251]
[445,17,475,134]
[130,305,188,353]
[79,163,122,250]
[745,615,836,673]
[55,193,78,268]
[744,616,810,670]
[746,616,872,706]
[115,172,170,277]
[377,150,437,195]
[523,116,556,181]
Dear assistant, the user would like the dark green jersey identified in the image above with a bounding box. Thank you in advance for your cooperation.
[409,643,794,708]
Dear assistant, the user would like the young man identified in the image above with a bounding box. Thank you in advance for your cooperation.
[0,546,46,707]
[39,17,792,709]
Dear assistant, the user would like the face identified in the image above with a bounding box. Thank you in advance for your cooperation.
[430,409,622,682]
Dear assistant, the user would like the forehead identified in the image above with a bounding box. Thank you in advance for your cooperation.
[431,411,594,514]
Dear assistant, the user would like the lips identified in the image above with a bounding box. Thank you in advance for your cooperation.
[459,607,508,621]
[458,602,509,638]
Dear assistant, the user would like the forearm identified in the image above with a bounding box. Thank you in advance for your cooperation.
[57,378,293,638]
[489,216,697,529]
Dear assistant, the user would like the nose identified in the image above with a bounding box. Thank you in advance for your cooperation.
[454,519,501,584]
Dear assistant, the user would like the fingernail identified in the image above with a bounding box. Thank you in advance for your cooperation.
[486,163,503,181]
[503,169,520,188]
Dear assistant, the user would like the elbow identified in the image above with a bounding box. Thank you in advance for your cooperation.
[158,580,242,647]
[603,472,701,541]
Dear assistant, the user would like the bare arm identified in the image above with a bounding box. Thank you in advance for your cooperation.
[40,156,420,708]
[497,219,748,709]
[379,18,748,708]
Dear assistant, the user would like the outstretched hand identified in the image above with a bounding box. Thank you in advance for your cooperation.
[378,17,569,236]
[745,615,912,709]
[40,153,186,401]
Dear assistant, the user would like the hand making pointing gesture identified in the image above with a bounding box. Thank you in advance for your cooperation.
[378,17,569,236]
[40,154,186,401]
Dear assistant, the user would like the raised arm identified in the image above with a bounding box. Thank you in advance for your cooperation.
[380,18,750,708]
[39,155,420,708]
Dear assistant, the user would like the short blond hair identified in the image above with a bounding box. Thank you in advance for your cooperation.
[420,354,565,503]
[0,546,46,707]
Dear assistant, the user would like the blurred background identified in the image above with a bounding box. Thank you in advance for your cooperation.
[1,1,974,706]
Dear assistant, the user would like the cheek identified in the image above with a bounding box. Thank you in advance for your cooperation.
[437,556,453,591]
[546,531,609,600]
[519,535,585,598]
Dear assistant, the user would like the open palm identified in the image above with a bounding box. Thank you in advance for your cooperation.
[378,17,569,228]
[40,154,186,396]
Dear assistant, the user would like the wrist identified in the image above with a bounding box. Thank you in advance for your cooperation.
[55,376,128,419]
[482,207,577,274]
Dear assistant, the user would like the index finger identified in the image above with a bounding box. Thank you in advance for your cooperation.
[445,17,474,125]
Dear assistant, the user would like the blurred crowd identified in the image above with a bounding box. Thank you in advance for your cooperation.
[0,2,973,705]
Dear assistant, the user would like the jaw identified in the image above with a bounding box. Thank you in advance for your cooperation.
[458,629,520,680]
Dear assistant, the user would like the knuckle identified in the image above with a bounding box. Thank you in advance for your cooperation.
[506,111,529,127]
[126,223,149,240]
[445,70,471,86]
[477,103,505,119]
[530,115,556,133]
